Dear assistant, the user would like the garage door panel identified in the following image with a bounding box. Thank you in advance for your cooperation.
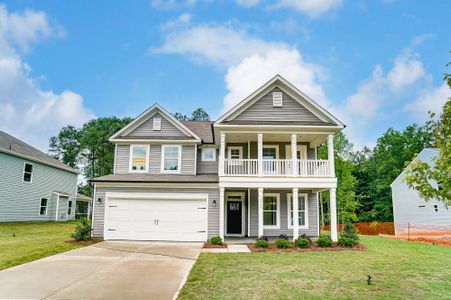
[105,196,207,242]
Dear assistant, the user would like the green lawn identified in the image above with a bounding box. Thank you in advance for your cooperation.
[179,236,451,299]
[0,222,84,270]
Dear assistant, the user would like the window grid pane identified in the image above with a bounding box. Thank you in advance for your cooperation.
[290,196,306,227]
[132,146,147,171]
[164,146,180,171]
[263,196,277,226]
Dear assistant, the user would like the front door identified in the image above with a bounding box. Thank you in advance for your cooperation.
[226,195,243,235]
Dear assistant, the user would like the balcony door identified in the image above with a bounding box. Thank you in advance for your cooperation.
[285,145,307,160]
[262,145,279,175]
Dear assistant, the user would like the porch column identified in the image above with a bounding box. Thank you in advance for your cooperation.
[291,134,298,176]
[219,133,226,176]
[327,134,335,177]
[330,187,338,242]
[258,133,263,176]
[292,187,299,241]
[258,187,264,237]
[219,187,225,240]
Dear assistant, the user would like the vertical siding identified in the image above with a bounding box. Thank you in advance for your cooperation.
[126,113,189,138]
[249,189,318,238]
[197,149,219,174]
[0,153,77,222]
[92,186,219,239]
[230,87,325,123]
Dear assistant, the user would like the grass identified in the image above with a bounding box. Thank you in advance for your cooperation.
[0,221,85,270]
[178,236,451,299]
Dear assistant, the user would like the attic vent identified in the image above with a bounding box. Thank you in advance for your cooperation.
[153,117,161,131]
[272,92,283,107]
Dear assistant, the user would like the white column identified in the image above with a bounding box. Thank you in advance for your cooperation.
[219,133,226,176]
[327,134,335,177]
[292,187,299,241]
[330,187,338,242]
[258,187,264,237]
[219,187,225,240]
[291,134,298,176]
[55,195,60,221]
[258,133,263,176]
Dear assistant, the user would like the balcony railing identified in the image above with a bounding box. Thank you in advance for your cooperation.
[223,159,330,177]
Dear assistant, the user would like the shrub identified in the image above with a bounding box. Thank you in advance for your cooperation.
[295,237,311,248]
[71,218,92,241]
[210,236,223,245]
[278,234,289,240]
[275,239,291,249]
[300,234,312,242]
[338,221,360,247]
[316,235,332,247]
[255,238,269,248]
[338,236,358,247]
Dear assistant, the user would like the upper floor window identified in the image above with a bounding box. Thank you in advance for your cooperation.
[161,145,181,173]
[39,198,48,215]
[228,147,243,159]
[129,145,149,172]
[153,117,161,131]
[202,148,216,161]
[23,163,33,182]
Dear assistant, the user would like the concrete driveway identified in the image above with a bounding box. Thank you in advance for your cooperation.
[0,241,202,300]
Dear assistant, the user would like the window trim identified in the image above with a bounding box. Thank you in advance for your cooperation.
[39,197,48,216]
[129,144,150,173]
[287,193,309,229]
[22,162,34,183]
[262,193,281,229]
[227,146,243,159]
[161,144,182,174]
[201,148,216,162]
[262,145,279,159]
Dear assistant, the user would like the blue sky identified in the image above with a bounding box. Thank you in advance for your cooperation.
[0,0,450,150]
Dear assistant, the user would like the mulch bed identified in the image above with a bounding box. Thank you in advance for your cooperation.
[247,243,367,252]
[65,239,102,246]
[203,242,228,248]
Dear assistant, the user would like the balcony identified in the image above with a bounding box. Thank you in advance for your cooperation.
[223,159,330,177]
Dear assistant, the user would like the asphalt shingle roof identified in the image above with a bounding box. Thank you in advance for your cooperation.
[182,121,214,144]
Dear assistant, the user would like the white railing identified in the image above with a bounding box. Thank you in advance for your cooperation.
[223,159,330,177]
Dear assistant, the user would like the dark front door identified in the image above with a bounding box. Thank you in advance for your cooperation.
[227,201,242,234]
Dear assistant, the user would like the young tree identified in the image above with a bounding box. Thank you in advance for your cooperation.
[405,77,450,204]
[49,126,81,168]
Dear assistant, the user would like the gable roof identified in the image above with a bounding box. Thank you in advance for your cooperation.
[390,148,438,187]
[110,103,201,142]
[215,75,345,127]
[181,121,214,144]
[0,131,78,174]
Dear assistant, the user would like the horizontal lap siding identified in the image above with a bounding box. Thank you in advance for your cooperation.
[126,113,188,138]
[232,87,324,123]
[249,189,318,238]
[115,145,130,174]
[249,142,316,159]
[181,145,196,174]
[0,153,77,222]
[92,186,219,239]
[197,149,219,174]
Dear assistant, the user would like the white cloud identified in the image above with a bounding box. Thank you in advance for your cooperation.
[151,24,287,67]
[405,83,450,121]
[387,50,426,91]
[411,33,436,47]
[272,0,342,18]
[235,0,260,7]
[0,5,92,151]
[150,0,197,9]
[160,13,192,30]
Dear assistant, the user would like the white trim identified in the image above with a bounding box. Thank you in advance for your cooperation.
[91,184,97,238]
[113,144,117,174]
[112,139,200,144]
[262,193,281,229]
[161,145,182,174]
[22,162,33,183]
[39,197,48,216]
[219,177,337,189]
[225,192,246,236]
[227,146,243,159]
[194,144,198,175]
[262,145,279,159]
[55,194,60,221]
[215,75,345,127]
[129,144,150,173]
[247,188,251,237]
[287,193,309,229]
[285,144,307,160]
[95,182,219,189]
[201,148,216,162]
[109,104,201,141]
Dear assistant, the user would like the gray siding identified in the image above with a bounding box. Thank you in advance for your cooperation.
[249,189,318,238]
[125,113,189,138]
[249,142,316,159]
[0,153,77,222]
[197,148,219,174]
[92,186,219,239]
[114,144,196,175]
[230,87,324,123]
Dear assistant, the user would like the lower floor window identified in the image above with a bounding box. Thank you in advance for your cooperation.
[263,194,279,228]
[288,193,308,228]
[68,201,73,215]
[40,198,48,215]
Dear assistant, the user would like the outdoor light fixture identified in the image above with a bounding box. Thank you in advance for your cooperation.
[96,198,103,205]
[212,200,216,207]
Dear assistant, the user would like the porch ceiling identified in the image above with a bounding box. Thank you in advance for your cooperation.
[224,132,328,145]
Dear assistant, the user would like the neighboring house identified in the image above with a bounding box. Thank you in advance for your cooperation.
[391,148,451,236]
[91,75,344,242]
[0,131,78,222]
[75,193,92,219]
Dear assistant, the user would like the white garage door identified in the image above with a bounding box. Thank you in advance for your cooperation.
[104,195,207,242]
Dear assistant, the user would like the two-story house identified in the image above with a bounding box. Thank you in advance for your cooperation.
[0,131,78,222]
[90,75,344,242]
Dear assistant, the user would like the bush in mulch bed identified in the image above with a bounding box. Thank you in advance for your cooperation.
[248,239,366,252]
[204,236,227,248]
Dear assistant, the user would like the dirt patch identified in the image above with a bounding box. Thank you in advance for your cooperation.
[203,242,227,249]
[247,243,367,252]
[322,222,395,235]
[65,239,101,246]
[380,234,451,247]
